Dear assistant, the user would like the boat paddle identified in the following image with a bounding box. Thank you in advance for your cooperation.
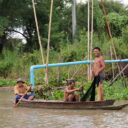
[109,64,128,86]
[14,85,32,107]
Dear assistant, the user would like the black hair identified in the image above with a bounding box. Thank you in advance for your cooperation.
[93,47,101,51]
[66,79,75,85]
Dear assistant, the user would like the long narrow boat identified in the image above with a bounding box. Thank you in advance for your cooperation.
[18,99,128,110]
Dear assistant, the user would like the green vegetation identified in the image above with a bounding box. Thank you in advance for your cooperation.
[104,80,128,100]
[0,0,127,100]
[34,80,128,100]
[0,79,16,87]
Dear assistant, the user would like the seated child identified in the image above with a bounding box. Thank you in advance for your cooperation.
[64,79,83,102]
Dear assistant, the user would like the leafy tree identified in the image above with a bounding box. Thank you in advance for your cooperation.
[108,12,128,36]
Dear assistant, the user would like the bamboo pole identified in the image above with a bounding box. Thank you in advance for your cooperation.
[57,55,61,83]
[109,64,128,86]
[87,0,90,81]
[100,0,126,86]
[32,0,45,65]
[89,0,94,80]
[90,0,93,60]
[45,0,54,84]
[110,46,115,79]
[72,0,77,42]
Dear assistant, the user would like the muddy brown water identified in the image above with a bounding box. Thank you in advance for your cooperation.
[0,91,128,128]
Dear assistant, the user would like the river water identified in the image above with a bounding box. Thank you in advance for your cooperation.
[0,91,128,128]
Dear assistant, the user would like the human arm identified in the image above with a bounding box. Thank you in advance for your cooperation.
[64,88,80,94]
[65,87,83,94]
[27,84,32,91]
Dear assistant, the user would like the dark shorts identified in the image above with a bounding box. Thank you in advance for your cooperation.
[99,72,105,84]
[94,72,105,86]
[65,95,76,102]
[15,92,35,103]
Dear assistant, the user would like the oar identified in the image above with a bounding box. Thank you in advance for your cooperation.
[109,64,128,86]
[14,86,31,107]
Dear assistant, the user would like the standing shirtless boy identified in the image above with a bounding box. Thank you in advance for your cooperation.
[93,47,105,101]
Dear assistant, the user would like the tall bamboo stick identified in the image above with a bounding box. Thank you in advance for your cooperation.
[87,0,90,81]
[45,0,54,84]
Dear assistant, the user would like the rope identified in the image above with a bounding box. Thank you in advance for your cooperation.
[32,0,45,64]
[45,0,54,84]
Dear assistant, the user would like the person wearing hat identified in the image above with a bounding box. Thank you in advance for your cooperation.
[64,80,83,102]
[14,78,35,104]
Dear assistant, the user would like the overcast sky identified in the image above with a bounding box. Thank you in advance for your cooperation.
[77,0,128,5]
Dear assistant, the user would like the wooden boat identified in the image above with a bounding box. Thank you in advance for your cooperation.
[18,99,127,110]
[91,103,128,110]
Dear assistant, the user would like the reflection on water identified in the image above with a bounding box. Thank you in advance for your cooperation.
[0,92,128,128]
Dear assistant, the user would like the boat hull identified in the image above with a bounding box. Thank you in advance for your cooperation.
[19,100,116,109]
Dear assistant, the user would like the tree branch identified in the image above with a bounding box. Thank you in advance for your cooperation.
[7,29,28,39]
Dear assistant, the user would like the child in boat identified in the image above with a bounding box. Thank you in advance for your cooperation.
[14,78,35,104]
[64,79,83,102]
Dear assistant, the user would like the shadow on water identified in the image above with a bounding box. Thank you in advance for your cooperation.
[0,91,128,128]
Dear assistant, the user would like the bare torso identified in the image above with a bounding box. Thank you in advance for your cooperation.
[65,86,75,95]
[14,84,28,95]
[93,56,105,76]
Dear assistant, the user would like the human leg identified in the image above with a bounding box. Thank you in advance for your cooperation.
[97,72,105,101]
[75,94,79,101]
[15,95,22,103]
[15,95,27,103]
[68,94,74,101]
[64,92,68,101]
[24,92,35,100]
[97,83,103,101]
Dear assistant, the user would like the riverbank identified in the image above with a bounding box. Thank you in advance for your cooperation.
[0,79,128,100]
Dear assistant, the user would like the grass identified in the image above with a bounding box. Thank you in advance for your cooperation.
[0,79,16,87]
[104,81,128,100]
